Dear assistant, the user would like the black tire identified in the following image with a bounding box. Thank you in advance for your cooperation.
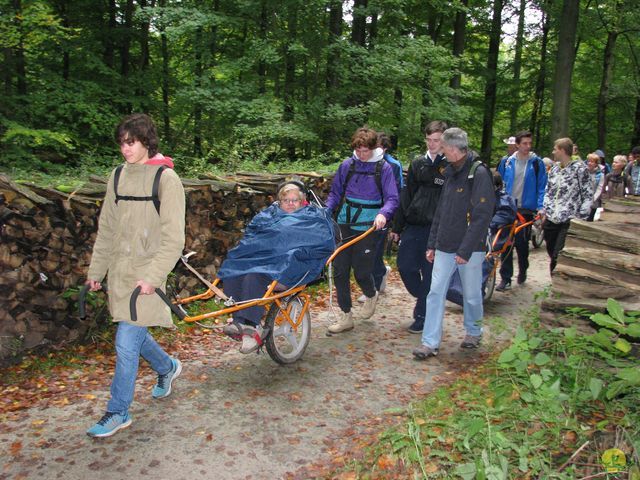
[264,295,311,365]
[484,259,496,302]
[531,222,544,248]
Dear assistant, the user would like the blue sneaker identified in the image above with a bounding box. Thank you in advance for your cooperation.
[86,411,132,438]
[152,358,182,399]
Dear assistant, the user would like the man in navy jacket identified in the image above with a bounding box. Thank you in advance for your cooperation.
[413,128,495,359]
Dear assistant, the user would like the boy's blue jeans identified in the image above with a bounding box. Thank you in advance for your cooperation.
[107,321,173,414]
[421,250,484,349]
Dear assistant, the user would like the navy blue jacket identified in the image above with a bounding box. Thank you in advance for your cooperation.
[218,204,336,286]
[428,155,495,260]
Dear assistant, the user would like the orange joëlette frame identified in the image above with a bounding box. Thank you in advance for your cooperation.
[174,226,377,325]
[487,213,540,258]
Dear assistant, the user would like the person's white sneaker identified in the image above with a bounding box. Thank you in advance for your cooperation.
[360,292,378,319]
[327,311,354,333]
[379,265,391,294]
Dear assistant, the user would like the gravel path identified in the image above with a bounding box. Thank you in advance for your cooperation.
[0,248,551,480]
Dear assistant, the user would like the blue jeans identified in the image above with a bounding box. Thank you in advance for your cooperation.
[107,321,173,414]
[421,250,484,349]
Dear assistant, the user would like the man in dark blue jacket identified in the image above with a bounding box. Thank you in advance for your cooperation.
[413,128,495,359]
[496,131,547,290]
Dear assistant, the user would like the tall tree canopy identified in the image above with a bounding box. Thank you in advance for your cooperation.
[1,0,639,176]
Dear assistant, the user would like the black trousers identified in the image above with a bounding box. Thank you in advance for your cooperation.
[396,224,433,323]
[223,273,273,326]
[333,225,382,313]
[499,210,533,282]
[543,220,571,273]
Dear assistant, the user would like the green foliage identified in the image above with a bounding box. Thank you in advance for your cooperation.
[1,0,638,177]
[366,301,640,478]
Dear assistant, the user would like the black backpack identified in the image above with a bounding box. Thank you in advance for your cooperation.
[113,164,168,215]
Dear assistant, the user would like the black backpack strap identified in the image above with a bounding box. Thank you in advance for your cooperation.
[374,159,384,201]
[113,164,124,204]
[151,165,167,214]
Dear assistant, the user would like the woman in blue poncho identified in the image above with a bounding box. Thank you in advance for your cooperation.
[217,182,335,354]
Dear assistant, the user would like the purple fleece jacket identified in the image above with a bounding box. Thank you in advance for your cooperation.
[326,156,399,221]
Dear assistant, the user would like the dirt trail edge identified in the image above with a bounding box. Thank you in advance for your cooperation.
[0,249,550,480]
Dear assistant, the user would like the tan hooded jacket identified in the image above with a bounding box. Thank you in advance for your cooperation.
[87,162,186,327]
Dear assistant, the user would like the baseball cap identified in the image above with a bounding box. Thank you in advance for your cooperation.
[503,136,516,145]
[594,149,605,158]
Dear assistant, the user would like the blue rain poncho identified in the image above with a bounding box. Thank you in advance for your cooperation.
[217,203,336,287]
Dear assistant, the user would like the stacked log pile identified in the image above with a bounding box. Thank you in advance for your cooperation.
[542,196,640,315]
[0,171,332,361]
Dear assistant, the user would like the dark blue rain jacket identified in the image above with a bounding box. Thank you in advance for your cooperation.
[217,203,336,287]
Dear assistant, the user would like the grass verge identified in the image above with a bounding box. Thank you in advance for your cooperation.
[325,300,640,479]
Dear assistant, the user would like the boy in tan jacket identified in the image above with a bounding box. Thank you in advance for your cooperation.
[85,114,186,437]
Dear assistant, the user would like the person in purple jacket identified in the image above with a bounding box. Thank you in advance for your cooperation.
[325,127,399,334]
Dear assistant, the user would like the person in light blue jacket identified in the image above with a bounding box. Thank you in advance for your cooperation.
[496,131,547,291]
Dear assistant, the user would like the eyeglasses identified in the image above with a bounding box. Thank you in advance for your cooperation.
[281,198,301,205]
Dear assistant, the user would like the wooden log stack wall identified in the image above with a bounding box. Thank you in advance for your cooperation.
[0,171,331,362]
[542,196,640,314]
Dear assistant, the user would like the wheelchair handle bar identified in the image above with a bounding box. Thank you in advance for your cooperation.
[129,286,186,322]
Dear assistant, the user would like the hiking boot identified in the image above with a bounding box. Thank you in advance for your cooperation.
[357,294,367,303]
[360,292,379,319]
[327,311,354,334]
[407,319,424,334]
[152,358,182,399]
[517,272,527,285]
[495,280,511,292]
[412,344,438,360]
[379,266,392,294]
[460,335,482,349]
[239,325,263,354]
[86,411,132,438]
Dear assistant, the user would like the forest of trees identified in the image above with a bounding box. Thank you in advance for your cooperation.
[1,0,639,177]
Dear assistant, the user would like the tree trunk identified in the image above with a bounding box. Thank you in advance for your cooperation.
[52,0,71,81]
[480,0,503,163]
[159,0,171,144]
[633,96,640,148]
[257,0,268,95]
[530,6,551,150]
[139,0,152,72]
[3,48,11,95]
[550,0,580,141]
[392,87,402,149]
[13,0,27,95]
[351,0,367,47]
[120,0,134,78]
[420,73,431,134]
[193,27,203,157]
[323,0,342,152]
[282,5,297,159]
[509,0,526,133]
[103,0,116,69]
[596,30,618,152]
[325,0,342,92]
[449,0,468,90]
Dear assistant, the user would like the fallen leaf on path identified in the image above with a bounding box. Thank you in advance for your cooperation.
[10,441,23,456]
